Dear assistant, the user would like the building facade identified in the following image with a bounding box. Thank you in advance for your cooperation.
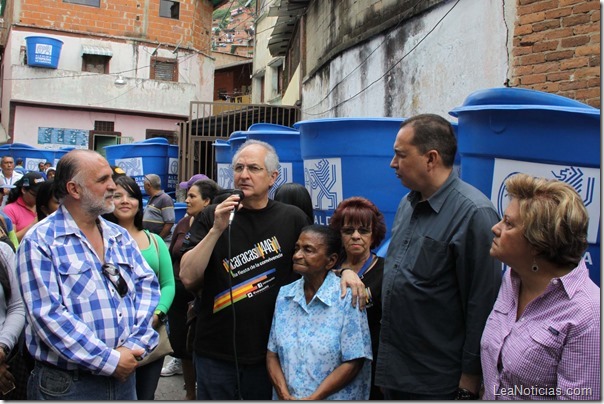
[0,0,221,152]
[257,0,599,118]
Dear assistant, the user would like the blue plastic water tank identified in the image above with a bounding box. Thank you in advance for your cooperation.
[25,36,63,69]
[226,131,248,189]
[228,131,248,158]
[167,144,179,195]
[105,137,171,196]
[0,143,58,171]
[245,123,303,198]
[450,87,600,285]
[213,139,233,189]
[294,117,408,232]
[174,202,188,224]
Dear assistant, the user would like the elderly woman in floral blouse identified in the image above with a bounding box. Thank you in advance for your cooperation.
[267,224,372,400]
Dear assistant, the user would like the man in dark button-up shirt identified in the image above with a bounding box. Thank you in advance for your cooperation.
[375,114,501,400]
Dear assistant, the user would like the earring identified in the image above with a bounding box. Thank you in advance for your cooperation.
[531,260,539,272]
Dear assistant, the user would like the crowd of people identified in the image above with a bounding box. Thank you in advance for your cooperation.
[0,113,599,400]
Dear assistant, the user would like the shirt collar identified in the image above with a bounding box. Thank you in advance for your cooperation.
[510,260,590,300]
[556,260,590,299]
[148,190,164,200]
[54,204,122,243]
[285,271,339,310]
[15,196,30,209]
[408,170,459,213]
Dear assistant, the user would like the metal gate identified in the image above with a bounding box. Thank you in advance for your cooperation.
[178,101,301,186]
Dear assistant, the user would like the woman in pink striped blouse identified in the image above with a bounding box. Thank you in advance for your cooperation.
[480,173,599,400]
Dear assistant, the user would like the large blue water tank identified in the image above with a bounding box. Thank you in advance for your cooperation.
[244,123,303,199]
[25,36,63,69]
[450,87,600,285]
[294,117,408,233]
[105,137,171,196]
[0,143,67,171]
[213,139,232,189]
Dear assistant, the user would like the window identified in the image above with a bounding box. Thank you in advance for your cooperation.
[284,25,301,90]
[268,58,284,100]
[82,54,110,73]
[159,0,179,19]
[63,0,99,6]
[151,57,178,82]
[95,121,115,132]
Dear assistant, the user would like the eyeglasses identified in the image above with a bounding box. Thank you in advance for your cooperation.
[340,226,372,236]
[233,164,265,174]
[102,263,128,297]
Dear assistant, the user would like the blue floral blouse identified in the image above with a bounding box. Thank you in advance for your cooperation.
[268,271,372,400]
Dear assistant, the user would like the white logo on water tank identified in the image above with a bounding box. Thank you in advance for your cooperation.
[168,158,178,175]
[492,159,600,244]
[304,158,343,210]
[35,44,53,56]
[115,157,144,176]
[269,163,293,199]
[217,163,233,189]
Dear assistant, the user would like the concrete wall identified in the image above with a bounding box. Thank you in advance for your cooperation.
[3,28,214,143]
[12,0,214,52]
[301,0,510,119]
[251,0,278,104]
[1,0,217,144]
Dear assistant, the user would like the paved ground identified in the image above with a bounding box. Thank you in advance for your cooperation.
[154,356,187,401]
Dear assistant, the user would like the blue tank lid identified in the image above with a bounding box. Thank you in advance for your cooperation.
[228,131,247,140]
[247,123,297,132]
[7,143,38,149]
[293,117,405,129]
[140,137,169,144]
[449,87,599,117]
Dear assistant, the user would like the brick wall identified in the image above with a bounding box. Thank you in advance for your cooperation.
[17,0,213,52]
[511,0,600,108]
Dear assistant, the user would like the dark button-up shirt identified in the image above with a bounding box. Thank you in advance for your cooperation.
[376,171,502,395]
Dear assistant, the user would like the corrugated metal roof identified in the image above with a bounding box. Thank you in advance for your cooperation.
[81,45,113,57]
[267,0,309,57]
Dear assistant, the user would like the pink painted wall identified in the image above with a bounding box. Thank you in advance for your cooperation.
[12,105,183,148]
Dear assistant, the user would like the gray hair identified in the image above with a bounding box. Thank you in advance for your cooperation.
[232,139,279,174]
[144,174,161,189]
[55,149,103,201]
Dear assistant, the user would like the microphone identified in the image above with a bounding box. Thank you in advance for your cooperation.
[220,189,244,225]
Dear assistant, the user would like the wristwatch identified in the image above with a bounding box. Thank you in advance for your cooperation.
[154,310,167,324]
[456,388,479,400]
[0,344,9,357]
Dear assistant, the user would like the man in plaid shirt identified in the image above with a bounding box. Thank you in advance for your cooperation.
[18,149,160,400]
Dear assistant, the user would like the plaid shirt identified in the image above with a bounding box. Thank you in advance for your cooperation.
[481,261,600,400]
[18,205,160,376]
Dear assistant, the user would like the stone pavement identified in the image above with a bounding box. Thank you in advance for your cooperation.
[154,356,186,401]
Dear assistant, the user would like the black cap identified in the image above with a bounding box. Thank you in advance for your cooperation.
[19,171,46,191]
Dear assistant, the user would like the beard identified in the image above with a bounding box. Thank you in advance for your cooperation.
[81,186,115,217]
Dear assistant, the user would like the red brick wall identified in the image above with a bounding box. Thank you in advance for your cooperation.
[511,0,600,108]
[17,0,213,52]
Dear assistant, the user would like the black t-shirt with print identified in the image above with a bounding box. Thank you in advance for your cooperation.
[182,199,311,365]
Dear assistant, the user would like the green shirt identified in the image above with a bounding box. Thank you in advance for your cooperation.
[141,230,175,315]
